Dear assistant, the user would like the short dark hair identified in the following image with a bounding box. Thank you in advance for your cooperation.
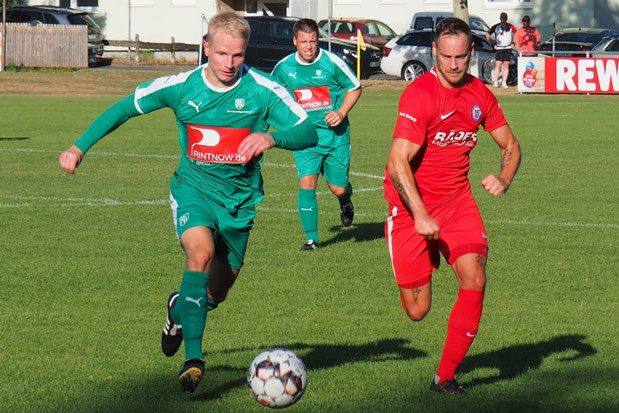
[293,18,319,37]
[500,12,508,19]
[435,17,472,46]
[522,15,531,22]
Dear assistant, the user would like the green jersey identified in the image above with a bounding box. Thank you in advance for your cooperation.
[272,48,361,147]
[75,64,314,212]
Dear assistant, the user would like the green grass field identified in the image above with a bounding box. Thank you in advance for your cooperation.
[0,82,617,412]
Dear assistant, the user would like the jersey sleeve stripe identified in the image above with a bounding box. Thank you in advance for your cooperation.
[133,66,202,114]
[324,50,361,90]
[247,69,308,125]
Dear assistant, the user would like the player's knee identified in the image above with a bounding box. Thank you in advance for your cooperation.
[186,248,215,272]
[401,297,430,321]
[331,186,346,198]
[405,306,430,321]
[464,273,487,290]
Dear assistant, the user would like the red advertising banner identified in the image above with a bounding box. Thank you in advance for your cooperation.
[545,57,619,94]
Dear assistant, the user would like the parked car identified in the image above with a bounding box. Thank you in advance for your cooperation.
[380,29,505,82]
[410,12,490,34]
[591,35,619,57]
[5,5,105,66]
[539,28,619,56]
[318,18,397,51]
[201,16,382,79]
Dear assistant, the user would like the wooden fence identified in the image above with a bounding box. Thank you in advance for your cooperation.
[106,36,199,63]
[1,23,88,68]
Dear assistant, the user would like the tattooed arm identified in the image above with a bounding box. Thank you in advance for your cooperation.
[386,137,440,240]
[482,124,521,196]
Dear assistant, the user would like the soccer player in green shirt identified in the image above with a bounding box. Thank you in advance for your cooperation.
[272,18,362,251]
[59,12,317,393]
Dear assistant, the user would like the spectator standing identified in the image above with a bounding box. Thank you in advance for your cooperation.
[486,12,517,88]
[515,15,541,56]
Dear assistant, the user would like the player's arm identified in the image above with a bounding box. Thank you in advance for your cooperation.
[238,118,318,160]
[324,86,362,127]
[59,94,140,174]
[386,137,440,240]
[482,124,521,196]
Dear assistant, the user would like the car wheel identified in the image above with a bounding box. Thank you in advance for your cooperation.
[401,61,426,81]
[482,57,496,84]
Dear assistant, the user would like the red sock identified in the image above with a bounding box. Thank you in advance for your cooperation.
[435,289,484,383]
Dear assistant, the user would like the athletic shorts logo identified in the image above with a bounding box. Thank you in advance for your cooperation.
[471,105,482,122]
[293,85,331,111]
[179,213,190,227]
[187,124,251,164]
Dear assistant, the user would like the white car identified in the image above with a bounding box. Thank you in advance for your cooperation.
[380,29,497,82]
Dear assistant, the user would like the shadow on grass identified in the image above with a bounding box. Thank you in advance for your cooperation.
[0,137,29,141]
[321,221,385,247]
[197,338,426,401]
[460,334,597,386]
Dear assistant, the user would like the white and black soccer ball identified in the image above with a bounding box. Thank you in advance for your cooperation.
[247,348,308,408]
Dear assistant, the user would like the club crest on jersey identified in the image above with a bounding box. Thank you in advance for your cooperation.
[471,105,482,122]
[316,69,322,77]
[235,98,245,110]
[179,213,189,227]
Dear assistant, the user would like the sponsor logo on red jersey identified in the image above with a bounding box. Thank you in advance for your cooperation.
[431,130,478,147]
[293,85,332,111]
[186,124,250,164]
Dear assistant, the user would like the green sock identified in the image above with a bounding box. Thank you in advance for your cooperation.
[173,270,210,361]
[338,183,353,205]
[207,299,218,312]
[298,188,319,242]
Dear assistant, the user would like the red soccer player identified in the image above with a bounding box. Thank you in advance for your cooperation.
[384,17,521,394]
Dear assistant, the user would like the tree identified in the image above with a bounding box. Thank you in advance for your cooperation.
[453,0,469,25]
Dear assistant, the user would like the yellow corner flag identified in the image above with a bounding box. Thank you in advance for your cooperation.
[356,29,366,79]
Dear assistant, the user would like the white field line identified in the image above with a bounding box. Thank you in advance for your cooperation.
[1,194,617,229]
[2,149,617,229]
[1,148,385,179]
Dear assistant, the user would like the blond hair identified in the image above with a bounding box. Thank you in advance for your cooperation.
[207,12,250,42]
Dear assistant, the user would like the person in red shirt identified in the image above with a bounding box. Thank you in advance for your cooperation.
[384,17,521,395]
[515,15,541,56]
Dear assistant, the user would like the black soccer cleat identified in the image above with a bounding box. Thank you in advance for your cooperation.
[339,200,354,227]
[430,378,467,395]
[179,359,204,393]
[161,292,183,357]
[300,240,319,251]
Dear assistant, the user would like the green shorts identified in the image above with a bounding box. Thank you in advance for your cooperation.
[294,144,351,188]
[169,182,256,270]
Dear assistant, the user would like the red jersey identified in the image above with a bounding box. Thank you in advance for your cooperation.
[515,26,541,54]
[384,70,507,209]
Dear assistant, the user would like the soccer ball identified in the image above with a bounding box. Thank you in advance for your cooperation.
[247,348,308,408]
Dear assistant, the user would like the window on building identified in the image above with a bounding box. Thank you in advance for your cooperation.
[485,0,533,8]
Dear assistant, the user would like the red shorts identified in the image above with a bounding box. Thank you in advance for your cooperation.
[385,193,488,289]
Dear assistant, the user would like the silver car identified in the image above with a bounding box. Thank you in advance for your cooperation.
[591,35,619,57]
[380,29,498,82]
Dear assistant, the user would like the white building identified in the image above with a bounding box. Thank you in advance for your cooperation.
[30,1,619,46]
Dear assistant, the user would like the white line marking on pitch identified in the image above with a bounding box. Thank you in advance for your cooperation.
[2,195,615,229]
[1,148,384,179]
